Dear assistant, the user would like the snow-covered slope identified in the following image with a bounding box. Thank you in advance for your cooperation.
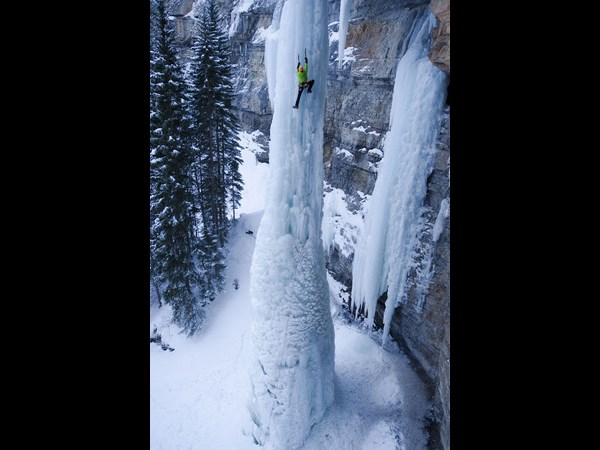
[150,212,261,449]
[150,218,431,450]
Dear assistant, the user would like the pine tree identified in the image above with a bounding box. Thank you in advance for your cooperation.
[189,0,244,244]
[150,0,162,307]
[228,155,244,220]
[197,230,226,304]
[150,0,204,335]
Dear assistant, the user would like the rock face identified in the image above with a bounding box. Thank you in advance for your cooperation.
[323,0,431,288]
[169,0,196,45]
[172,1,450,449]
[429,0,450,73]
[325,2,428,201]
[169,0,195,15]
[227,0,277,140]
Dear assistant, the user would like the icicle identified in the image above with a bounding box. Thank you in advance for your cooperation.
[337,0,351,69]
[351,10,448,344]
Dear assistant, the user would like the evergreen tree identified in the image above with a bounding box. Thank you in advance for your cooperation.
[150,0,204,335]
[189,0,244,245]
[197,230,226,305]
[150,0,161,306]
[228,155,244,220]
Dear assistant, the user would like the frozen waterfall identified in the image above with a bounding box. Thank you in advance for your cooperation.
[247,0,335,449]
[351,10,449,344]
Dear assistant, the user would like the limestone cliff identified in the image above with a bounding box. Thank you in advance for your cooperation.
[429,0,450,73]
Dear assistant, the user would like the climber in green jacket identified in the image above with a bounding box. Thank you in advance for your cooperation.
[293,56,315,109]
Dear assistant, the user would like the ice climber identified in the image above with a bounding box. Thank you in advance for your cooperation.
[292,56,315,109]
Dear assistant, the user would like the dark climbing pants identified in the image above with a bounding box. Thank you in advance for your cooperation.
[294,80,315,108]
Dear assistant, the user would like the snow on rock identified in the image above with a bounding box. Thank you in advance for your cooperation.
[229,0,256,37]
[350,120,381,136]
[334,146,354,162]
[339,46,357,66]
[328,21,339,44]
[237,129,266,155]
[252,26,268,44]
[322,184,366,259]
[368,148,383,160]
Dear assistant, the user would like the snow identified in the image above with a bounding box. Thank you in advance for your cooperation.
[321,184,366,258]
[334,146,354,161]
[336,46,357,66]
[368,148,383,158]
[328,21,339,44]
[351,10,449,343]
[301,322,430,450]
[236,130,270,216]
[252,26,268,44]
[349,123,382,136]
[150,208,431,449]
[150,211,261,450]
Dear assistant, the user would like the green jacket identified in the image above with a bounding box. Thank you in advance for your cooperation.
[296,63,308,84]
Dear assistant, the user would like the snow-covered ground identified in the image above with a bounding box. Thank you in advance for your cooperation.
[150,131,432,450]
